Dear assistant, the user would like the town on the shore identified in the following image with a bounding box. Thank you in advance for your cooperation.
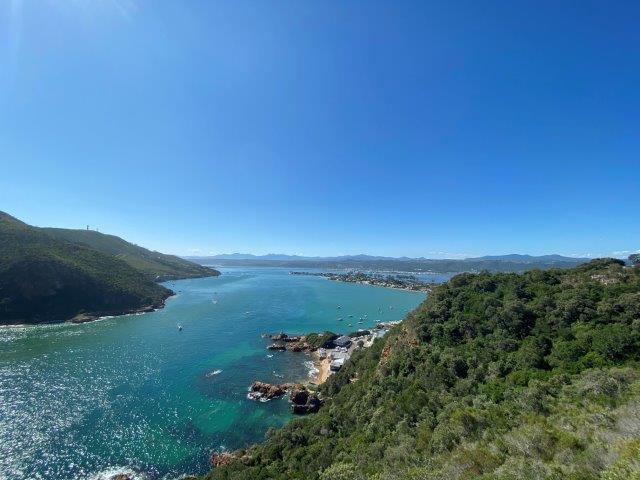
[246,322,400,414]
[245,271,429,417]
[290,271,435,292]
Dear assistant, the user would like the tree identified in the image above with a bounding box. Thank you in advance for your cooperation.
[629,253,640,266]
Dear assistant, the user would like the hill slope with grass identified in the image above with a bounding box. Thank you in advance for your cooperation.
[43,227,219,281]
[206,259,640,480]
[0,212,173,324]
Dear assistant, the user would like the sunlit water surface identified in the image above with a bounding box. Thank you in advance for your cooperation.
[0,267,436,479]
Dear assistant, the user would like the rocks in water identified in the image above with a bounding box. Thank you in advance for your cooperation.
[283,335,303,343]
[266,333,313,352]
[109,474,133,480]
[289,385,310,405]
[211,451,236,467]
[288,385,323,414]
[247,382,323,413]
[247,381,292,401]
[71,313,99,324]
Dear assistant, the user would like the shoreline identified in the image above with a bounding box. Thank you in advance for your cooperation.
[311,351,332,385]
[0,290,185,328]
[291,271,435,293]
[326,277,429,293]
[0,271,221,328]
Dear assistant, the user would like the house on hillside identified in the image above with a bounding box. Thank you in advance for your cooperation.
[330,357,346,371]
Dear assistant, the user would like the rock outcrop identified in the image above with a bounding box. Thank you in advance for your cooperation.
[288,385,323,414]
[247,382,324,413]
[211,451,236,467]
[247,381,292,401]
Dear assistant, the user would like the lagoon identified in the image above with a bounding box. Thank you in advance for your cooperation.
[0,267,431,479]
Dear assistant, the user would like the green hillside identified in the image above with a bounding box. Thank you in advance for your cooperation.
[206,259,640,480]
[43,227,219,281]
[0,212,172,324]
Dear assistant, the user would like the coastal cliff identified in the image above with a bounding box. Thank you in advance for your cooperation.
[205,259,640,480]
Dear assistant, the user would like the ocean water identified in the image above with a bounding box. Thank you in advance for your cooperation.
[0,268,430,479]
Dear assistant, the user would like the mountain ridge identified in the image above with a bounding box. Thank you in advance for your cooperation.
[44,227,219,281]
[0,211,218,324]
[193,252,588,262]
[189,253,589,273]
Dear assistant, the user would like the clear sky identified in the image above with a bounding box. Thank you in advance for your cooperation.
[1,1,638,259]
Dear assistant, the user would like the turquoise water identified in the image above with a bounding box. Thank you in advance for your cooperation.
[0,268,428,479]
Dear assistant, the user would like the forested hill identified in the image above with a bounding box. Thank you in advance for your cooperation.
[206,259,640,480]
[43,227,219,281]
[0,211,174,324]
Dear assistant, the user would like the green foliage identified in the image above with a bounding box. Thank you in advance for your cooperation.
[348,330,371,338]
[0,211,172,324]
[205,259,640,480]
[42,226,219,281]
[306,331,339,349]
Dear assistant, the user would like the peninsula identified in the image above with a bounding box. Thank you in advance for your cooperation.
[290,271,435,292]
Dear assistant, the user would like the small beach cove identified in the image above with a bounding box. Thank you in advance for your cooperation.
[0,267,433,479]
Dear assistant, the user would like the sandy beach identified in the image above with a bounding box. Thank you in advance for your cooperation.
[314,352,331,384]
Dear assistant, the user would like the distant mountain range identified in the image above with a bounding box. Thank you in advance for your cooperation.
[189,253,590,273]
[0,212,218,325]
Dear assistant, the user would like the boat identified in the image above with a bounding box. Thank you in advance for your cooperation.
[177,325,183,331]
[338,318,343,321]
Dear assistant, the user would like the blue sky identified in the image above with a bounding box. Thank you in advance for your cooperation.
[1,1,638,259]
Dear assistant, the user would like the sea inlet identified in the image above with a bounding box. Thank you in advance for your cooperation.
[0,267,433,479]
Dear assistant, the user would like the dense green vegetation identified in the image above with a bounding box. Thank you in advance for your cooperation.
[206,259,640,479]
[306,331,339,349]
[0,211,174,324]
[43,227,219,281]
